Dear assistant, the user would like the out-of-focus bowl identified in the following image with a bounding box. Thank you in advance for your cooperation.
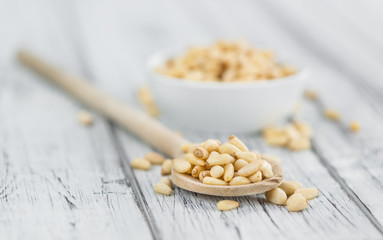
[147,50,309,132]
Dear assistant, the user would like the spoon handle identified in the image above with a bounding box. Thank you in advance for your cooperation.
[18,50,187,158]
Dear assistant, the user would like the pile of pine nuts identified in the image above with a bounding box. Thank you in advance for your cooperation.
[175,135,274,185]
[265,180,319,212]
[156,40,296,82]
[262,120,313,151]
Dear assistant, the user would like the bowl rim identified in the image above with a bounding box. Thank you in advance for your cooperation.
[147,49,310,89]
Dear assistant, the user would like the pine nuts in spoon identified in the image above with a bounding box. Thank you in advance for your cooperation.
[174,135,276,187]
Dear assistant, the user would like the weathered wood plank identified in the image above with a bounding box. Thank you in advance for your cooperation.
[0,1,152,239]
[248,0,383,230]
[67,0,383,238]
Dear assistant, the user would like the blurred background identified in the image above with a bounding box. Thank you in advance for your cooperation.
[2,0,383,110]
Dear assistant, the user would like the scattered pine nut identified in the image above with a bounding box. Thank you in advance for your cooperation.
[160,176,173,188]
[77,111,94,126]
[294,188,319,200]
[145,152,165,164]
[279,181,302,196]
[153,182,173,196]
[288,137,311,151]
[304,89,318,100]
[138,86,160,117]
[161,159,173,175]
[131,158,151,170]
[217,200,239,211]
[286,193,308,212]
[262,120,313,151]
[210,166,225,178]
[324,109,340,121]
[265,188,287,205]
[349,121,360,132]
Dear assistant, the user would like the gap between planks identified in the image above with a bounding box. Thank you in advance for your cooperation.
[108,122,160,240]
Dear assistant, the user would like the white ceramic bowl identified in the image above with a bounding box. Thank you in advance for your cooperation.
[147,51,309,132]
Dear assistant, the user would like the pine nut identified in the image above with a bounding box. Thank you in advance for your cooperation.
[153,182,173,196]
[265,188,287,205]
[203,177,228,186]
[185,165,193,174]
[349,121,360,132]
[218,143,242,156]
[279,181,302,196]
[260,154,280,164]
[145,152,165,164]
[260,160,273,178]
[223,163,234,182]
[131,158,151,170]
[210,166,224,178]
[161,159,173,175]
[191,165,206,178]
[238,161,262,177]
[229,176,251,185]
[160,176,173,188]
[234,159,248,171]
[285,124,301,140]
[229,135,249,152]
[248,171,262,183]
[207,153,235,165]
[77,111,94,126]
[235,152,258,162]
[294,188,319,200]
[293,121,313,138]
[199,170,211,182]
[193,146,210,160]
[174,159,192,173]
[286,193,308,212]
[185,153,206,166]
[201,139,220,152]
[217,200,239,211]
[304,89,318,100]
[324,109,340,121]
[288,137,311,151]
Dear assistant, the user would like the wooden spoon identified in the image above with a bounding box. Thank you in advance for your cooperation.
[18,50,283,196]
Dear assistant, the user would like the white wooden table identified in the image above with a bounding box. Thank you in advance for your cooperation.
[1,0,383,239]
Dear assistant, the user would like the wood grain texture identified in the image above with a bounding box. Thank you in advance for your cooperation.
[0,1,152,239]
[65,0,383,238]
[2,0,383,239]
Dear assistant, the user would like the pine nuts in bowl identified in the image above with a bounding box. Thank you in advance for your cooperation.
[148,40,309,132]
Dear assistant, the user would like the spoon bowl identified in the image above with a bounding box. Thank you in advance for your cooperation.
[171,159,283,196]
